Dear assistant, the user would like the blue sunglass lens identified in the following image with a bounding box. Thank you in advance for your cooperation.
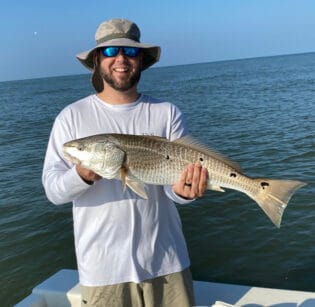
[102,47,119,57]
[123,47,140,57]
[101,47,140,57]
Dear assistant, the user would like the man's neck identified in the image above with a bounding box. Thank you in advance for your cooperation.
[97,86,139,105]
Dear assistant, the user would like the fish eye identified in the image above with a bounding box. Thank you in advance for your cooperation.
[78,145,84,151]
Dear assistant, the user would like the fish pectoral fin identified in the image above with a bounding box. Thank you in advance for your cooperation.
[126,178,148,199]
[208,184,225,192]
[121,166,128,192]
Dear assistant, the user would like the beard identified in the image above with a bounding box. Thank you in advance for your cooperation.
[100,67,141,92]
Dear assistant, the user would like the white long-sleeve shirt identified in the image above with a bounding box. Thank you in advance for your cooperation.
[42,94,192,286]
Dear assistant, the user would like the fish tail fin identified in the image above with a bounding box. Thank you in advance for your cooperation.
[250,179,306,228]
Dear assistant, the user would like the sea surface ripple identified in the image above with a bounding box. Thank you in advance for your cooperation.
[0,53,314,306]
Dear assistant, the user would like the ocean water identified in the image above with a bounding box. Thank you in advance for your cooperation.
[1,52,314,306]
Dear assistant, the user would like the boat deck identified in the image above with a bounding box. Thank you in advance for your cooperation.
[15,269,315,306]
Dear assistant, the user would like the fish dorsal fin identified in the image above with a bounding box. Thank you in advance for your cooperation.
[173,135,243,173]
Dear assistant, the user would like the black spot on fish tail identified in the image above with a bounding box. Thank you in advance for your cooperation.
[166,155,170,160]
[230,173,237,178]
[200,157,204,162]
[261,182,270,189]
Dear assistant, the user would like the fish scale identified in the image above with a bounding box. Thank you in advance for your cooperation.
[63,133,306,228]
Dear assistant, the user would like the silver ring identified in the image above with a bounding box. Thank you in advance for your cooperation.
[184,183,192,187]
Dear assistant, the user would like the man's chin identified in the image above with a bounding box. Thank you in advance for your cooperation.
[101,70,141,92]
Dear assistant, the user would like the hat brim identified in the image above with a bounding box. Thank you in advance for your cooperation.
[76,38,161,71]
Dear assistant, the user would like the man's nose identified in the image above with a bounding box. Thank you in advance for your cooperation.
[116,48,126,58]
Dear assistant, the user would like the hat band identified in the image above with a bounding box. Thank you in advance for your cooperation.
[96,33,140,45]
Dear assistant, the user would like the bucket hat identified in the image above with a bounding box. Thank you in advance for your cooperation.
[76,18,161,71]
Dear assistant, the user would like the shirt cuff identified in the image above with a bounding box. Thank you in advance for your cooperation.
[163,185,195,205]
[64,166,93,192]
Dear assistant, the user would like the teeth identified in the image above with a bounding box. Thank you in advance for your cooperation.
[114,68,128,72]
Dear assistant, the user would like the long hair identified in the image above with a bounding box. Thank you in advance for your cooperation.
[91,51,104,93]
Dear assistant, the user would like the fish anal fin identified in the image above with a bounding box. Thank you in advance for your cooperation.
[208,184,225,192]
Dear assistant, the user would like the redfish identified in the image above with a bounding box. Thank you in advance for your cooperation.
[63,134,306,228]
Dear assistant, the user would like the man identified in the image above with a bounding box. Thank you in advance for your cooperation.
[42,18,208,307]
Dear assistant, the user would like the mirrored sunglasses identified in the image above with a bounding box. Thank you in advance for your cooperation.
[101,46,140,58]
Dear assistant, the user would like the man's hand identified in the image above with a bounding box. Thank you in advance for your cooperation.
[76,165,102,185]
[172,163,208,199]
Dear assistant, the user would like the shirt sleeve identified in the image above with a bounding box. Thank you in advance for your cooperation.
[168,103,189,141]
[163,103,195,204]
[42,114,91,205]
[163,185,195,205]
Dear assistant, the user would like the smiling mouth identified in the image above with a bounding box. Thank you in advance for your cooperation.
[113,67,129,73]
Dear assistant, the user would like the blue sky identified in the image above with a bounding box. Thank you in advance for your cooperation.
[1,0,315,82]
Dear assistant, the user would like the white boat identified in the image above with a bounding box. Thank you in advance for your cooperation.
[15,269,315,307]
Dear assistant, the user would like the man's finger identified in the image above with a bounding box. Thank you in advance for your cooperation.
[197,167,208,197]
[185,164,194,185]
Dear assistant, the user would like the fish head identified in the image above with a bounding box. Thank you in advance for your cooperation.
[63,136,126,179]
[63,139,92,166]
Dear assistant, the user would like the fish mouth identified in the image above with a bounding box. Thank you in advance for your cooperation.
[63,147,81,165]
